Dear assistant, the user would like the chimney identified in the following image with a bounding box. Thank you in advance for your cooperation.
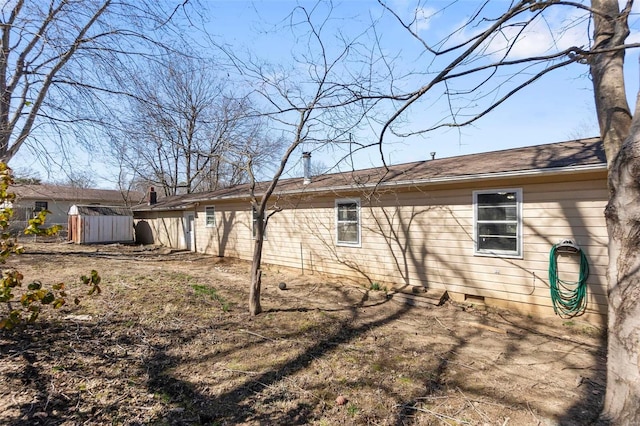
[430,152,436,160]
[148,186,157,205]
[302,152,311,185]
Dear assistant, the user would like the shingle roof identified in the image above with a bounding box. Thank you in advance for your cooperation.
[69,205,133,216]
[134,137,606,211]
[136,192,198,211]
[11,184,144,205]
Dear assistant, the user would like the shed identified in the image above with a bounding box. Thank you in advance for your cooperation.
[68,205,134,244]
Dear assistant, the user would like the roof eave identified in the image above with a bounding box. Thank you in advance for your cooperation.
[133,203,198,212]
[270,162,608,196]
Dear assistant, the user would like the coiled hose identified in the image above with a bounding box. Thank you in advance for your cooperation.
[548,244,589,317]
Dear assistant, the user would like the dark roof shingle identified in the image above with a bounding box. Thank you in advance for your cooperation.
[11,184,144,205]
[135,137,605,211]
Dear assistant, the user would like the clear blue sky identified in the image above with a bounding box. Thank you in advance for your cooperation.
[205,0,640,175]
[13,0,640,187]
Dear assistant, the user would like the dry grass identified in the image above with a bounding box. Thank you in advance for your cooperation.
[0,242,607,425]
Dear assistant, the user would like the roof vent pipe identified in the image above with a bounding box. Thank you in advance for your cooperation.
[302,152,311,185]
[148,187,157,205]
[430,152,436,160]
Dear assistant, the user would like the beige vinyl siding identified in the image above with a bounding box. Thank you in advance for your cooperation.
[135,211,187,249]
[146,173,608,323]
[267,178,606,320]
[193,201,250,258]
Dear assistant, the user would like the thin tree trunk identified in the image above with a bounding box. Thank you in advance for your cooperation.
[249,213,264,316]
[249,264,262,316]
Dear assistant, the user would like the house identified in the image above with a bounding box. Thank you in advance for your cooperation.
[9,184,143,235]
[132,137,608,324]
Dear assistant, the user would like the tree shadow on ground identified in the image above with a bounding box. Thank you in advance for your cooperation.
[143,288,414,424]
[0,288,608,425]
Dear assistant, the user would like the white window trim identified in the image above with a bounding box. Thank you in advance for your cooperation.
[205,206,216,228]
[335,198,361,247]
[473,188,523,258]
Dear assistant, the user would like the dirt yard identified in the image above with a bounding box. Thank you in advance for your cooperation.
[0,242,607,425]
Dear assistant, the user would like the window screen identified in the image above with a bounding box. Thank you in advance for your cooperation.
[474,189,521,256]
[336,199,360,246]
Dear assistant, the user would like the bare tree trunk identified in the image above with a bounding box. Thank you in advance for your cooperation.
[602,93,640,423]
[249,213,264,316]
[589,0,631,165]
[589,1,640,422]
[249,263,262,316]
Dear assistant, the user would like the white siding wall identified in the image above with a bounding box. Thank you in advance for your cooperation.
[79,215,134,243]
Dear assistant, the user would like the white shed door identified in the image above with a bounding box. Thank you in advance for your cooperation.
[184,213,195,251]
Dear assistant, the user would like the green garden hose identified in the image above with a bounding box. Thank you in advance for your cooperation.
[548,244,589,317]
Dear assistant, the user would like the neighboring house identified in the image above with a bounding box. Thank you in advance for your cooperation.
[9,184,144,234]
[133,137,608,324]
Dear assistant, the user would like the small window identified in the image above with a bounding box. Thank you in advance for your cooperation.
[205,206,215,227]
[473,189,522,257]
[336,199,360,246]
[34,201,48,213]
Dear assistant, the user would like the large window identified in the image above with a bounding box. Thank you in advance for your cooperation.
[336,199,360,246]
[205,206,215,227]
[473,189,522,257]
